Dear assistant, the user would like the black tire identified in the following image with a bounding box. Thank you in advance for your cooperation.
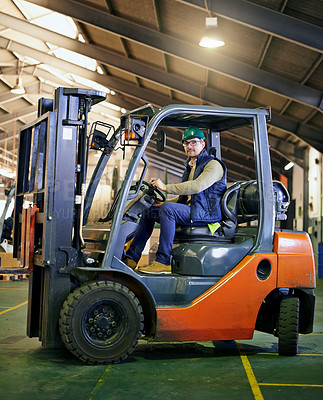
[278,296,299,356]
[59,281,144,364]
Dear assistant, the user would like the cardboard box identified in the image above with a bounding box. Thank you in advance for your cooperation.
[0,253,18,268]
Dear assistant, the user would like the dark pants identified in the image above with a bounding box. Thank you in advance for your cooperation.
[126,202,194,265]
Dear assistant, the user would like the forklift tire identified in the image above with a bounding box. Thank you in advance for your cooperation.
[278,296,299,356]
[59,281,144,365]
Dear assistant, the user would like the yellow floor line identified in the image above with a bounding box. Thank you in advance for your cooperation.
[298,353,323,356]
[259,383,323,388]
[256,352,323,356]
[237,342,264,400]
[0,300,27,315]
[88,365,113,400]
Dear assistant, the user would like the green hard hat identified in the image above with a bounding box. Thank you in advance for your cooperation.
[182,126,205,141]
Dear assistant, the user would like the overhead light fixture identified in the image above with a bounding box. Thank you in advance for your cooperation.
[0,168,16,179]
[11,77,26,95]
[199,17,225,48]
[284,161,294,171]
[11,59,26,95]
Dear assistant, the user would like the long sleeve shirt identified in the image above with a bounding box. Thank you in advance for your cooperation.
[165,159,224,196]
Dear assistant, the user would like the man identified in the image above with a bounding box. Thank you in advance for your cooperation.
[125,126,227,274]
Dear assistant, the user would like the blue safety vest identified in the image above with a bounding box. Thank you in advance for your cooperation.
[178,149,227,223]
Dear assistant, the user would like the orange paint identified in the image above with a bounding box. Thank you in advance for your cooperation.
[156,254,277,342]
[20,206,38,272]
[274,231,316,289]
[155,231,315,342]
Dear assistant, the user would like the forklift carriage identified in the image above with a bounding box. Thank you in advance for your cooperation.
[13,87,315,364]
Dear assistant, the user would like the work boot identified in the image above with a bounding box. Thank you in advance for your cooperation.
[137,260,171,275]
[124,257,137,270]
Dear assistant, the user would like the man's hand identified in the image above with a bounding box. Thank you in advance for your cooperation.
[150,178,166,191]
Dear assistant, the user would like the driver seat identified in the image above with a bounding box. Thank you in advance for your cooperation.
[174,182,240,242]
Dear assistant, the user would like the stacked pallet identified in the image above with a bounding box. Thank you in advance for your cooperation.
[0,253,29,281]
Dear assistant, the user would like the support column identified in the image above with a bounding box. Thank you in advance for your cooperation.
[303,148,309,233]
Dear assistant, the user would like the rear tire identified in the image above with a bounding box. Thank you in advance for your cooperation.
[278,296,299,356]
[59,281,144,364]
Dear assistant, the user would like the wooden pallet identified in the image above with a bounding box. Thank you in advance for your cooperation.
[0,268,29,281]
[0,273,29,281]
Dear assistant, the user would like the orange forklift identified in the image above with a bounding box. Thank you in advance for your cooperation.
[13,87,315,364]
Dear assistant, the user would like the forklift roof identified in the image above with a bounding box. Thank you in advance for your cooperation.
[123,104,270,132]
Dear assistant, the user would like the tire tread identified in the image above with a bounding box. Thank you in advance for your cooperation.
[278,296,299,356]
[59,281,144,365]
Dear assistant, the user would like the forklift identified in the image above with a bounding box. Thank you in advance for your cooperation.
[13,87,315,364]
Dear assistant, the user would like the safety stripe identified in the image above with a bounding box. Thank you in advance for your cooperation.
[237,342,264,400]
[259,383,323,387]
[257,352,323,356]
[0,300,27,315]
[88,365,113,400]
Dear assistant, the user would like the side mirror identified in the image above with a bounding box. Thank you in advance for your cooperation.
[156,129,166,152]
[89,121,115,151]
[90,129,108,150]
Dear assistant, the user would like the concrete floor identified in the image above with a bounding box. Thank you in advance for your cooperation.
[0,276,322,400]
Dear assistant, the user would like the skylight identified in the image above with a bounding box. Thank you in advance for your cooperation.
[11,0,121,111]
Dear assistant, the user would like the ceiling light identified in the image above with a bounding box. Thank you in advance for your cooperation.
[0,168,16,179]
[284,162,294,171]
[199,17,225,48]
[11,77,26,95]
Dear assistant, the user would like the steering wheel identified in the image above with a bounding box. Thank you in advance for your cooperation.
[141,180,166,202]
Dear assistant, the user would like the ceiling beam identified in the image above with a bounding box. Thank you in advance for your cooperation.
[0,37,179,108]
[0,91,26,105]
[22,2,323,110]
[0,105,37,126]
[0,20,320,154]
[177,0,323,53]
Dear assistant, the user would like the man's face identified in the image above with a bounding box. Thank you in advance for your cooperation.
[183,138,205,158]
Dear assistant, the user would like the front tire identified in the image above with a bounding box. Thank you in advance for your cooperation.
[278,296,299,356]
[59,281,144,364]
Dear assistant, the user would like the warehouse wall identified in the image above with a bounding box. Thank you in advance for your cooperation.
[307,147,322,263]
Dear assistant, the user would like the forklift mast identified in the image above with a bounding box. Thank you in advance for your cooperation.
[13,88,105,347]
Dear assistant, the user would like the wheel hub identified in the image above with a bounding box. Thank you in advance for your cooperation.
[83,302,124,343]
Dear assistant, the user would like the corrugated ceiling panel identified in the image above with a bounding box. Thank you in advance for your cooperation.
[261,37,320,81]
[85,25,125,55]
[207,71,250,100]
[105,65,138,85]
[138,79,171,97]
[248,87,287,111]
[110,0,158,30]
[309,112,323,129]
[306,62,323,90]
[284,102,319,122]
[166,57,206,84]
[125,40,167,70]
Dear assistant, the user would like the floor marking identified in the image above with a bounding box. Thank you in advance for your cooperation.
[259,383,323,388]
[0,301,27,315]
[0,288,28,291]
[298,353,323,356]
[255,352,323,357]
[237,342,264,400]
[88,365,113,400]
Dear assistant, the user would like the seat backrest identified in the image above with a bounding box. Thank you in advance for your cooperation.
[220,182,240,238]
[237,180,290,223]
[174,182,240,241]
